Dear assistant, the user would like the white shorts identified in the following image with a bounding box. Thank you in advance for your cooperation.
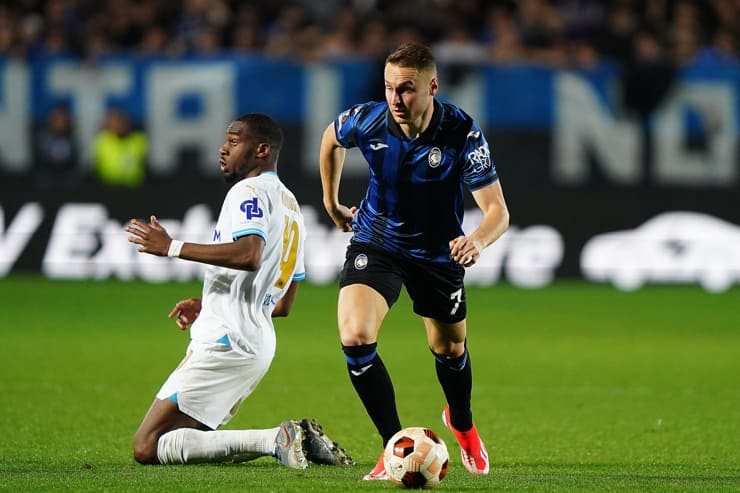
[156,339,274,429]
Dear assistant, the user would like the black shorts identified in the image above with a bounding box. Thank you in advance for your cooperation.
[339,242,466,323]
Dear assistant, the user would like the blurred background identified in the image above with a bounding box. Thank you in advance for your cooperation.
[1,0,738,291]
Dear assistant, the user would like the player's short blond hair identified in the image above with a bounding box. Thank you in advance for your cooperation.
[385,43,437,74]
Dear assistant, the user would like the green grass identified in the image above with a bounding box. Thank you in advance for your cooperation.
[0,276,738,492]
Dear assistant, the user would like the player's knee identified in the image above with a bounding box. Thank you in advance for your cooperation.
[339,327,377,346]
[338,314,380,346]
[133,432,159,465]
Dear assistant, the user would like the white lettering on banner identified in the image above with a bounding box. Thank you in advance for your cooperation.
[43,203,112,278]
[49,62,133,166]
[21,202,564,287]
[555,73,739,186]
[0,62,30,171]
[42,204,211,280]
[554,73,642,184]
[0,61,737,188]
[147,63,235,175]
[8,201,735,292]
[0,203,43,275]
[654,82,737,186]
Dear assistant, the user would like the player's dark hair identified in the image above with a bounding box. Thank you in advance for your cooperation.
[385,43,436,72]
[236,113,284,153]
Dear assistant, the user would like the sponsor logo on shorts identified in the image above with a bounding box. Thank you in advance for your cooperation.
[354,253,368,270]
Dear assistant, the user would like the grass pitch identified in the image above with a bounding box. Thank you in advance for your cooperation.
[0,276,737,492]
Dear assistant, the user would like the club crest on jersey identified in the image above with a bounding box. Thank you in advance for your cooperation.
[240,197,263,220]
[428,147,442,168]
[354,253,368,270]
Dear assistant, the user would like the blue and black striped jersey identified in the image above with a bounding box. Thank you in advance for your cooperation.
[334,100,498,263]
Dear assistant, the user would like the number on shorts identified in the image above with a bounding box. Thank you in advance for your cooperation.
[450,288,463,316]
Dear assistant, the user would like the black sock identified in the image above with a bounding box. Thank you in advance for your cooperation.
[343,343,401,445]
[433,345,473,431]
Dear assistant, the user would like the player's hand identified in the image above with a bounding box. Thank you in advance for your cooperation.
[449,236,482,267]
[327,204,357,232]
[126,215,172,256]
[168,297,202,330]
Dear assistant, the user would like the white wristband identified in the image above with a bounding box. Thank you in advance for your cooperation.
[167,240,184,258]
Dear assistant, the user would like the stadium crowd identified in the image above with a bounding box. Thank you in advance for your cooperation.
[0,0,737,68]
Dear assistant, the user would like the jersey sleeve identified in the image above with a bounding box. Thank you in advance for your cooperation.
[333,102,373,148]
[292,214,306,282]
[461,120,498,191]
[292,242,305,282]
[226,182,270,242]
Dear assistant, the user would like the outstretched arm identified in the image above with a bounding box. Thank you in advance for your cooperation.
[449,180,509,267]
[126,215,265,271]
[319,123,356,232]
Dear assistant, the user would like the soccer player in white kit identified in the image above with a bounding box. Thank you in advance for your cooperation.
[125,113,352,468]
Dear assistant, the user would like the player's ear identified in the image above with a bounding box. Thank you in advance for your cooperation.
[256,142,270,158]
[429,77,439,96]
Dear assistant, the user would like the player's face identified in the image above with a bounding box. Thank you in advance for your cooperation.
[384,64,437,126]
[218,121,259,183]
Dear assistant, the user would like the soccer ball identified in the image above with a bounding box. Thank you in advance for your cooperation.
[383,427,449,489]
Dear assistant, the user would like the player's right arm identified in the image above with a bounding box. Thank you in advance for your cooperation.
[126,215,265,271]
[319,123,355,232]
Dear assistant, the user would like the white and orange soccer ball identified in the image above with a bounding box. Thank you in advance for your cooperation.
[383,427,449,489]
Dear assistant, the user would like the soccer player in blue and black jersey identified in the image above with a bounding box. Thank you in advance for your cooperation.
[319,43,510,480]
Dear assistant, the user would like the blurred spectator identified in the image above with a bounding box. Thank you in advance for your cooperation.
[518,0,569,67]
[593,2,638,64]
[93,107,148,187]
[33,104,79,188]
[672,24,701,65]
[229,4,265,54]
[171,0,229,55]
[483,6,525,64]
[696,27,739,66]
[433,22,487,85]
[356,18,389,59]
[669,0,704,65]
[136,26,168,57]
[622,28,676,117]
[315,5,360,61]
[39,26,71,56]
[262,3,309,58]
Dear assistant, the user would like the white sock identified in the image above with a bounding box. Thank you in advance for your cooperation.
[156,427,280,465]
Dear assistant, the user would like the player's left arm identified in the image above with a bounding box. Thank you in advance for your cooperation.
[126,215,265,271]
[168,297,202,330]
[449,180,509,267]
[272,281,300,318]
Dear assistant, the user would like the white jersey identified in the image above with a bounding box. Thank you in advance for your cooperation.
[189,171,305,357]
